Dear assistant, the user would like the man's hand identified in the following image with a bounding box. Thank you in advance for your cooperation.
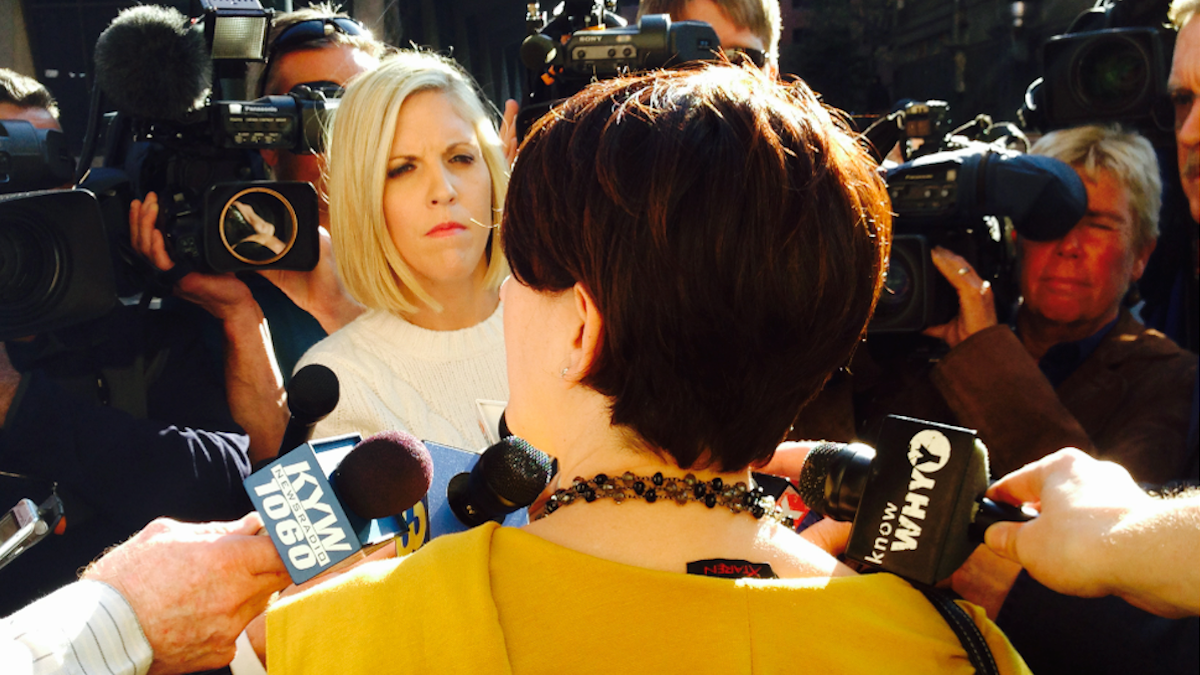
[0,343,21,425]
[922,246,998,348]
[984,448,1200,618]
[500,98,520,166]
[949,545,1023,619]
[82,514,290,674]
[132,192,286,464]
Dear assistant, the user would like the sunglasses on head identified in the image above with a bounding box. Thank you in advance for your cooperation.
[723,47,768,69]
[270,17,366,56]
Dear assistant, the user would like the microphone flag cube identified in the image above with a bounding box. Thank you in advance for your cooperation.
[245,443,362,584]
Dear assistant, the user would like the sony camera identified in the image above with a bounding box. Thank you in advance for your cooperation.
[515,1,722,141]
[89,1,326,275]
[1021,0,1175,142]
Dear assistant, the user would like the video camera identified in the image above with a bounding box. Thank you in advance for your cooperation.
[87,0,327,276]
[862,105,1088,334]
[1021,0,1175,144]
[515,0,722,141]
[1,117,117,341]
[2,1,339,340]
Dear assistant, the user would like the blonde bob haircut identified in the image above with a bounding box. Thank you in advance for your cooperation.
[325,51,509,316]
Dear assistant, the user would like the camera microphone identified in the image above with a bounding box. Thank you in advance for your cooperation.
[94,5,212,121]
[797,415,1035,586]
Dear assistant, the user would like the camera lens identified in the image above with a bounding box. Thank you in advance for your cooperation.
[0,216,63,318]
[877,252,914,315]
[218,187,298,265]
[1073,34,1151,114]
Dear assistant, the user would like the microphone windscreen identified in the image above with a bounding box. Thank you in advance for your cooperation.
[482,437,554,507]
[94,5,211,120]
[288,364,340,422]
[334,430,433,520]
[797,443,841,514]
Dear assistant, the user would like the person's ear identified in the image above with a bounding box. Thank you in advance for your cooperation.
[569,283,603,378]
[1131,239,1156,281]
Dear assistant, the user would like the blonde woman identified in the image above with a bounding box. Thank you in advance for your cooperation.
[295,52,509,449]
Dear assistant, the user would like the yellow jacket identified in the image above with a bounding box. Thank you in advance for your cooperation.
[267,523,1030,674]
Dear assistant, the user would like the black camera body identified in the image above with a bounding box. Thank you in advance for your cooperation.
[0,189,116,341]
[870,126,1087,335]
[874,148,1018,334]
[517,1,721,141]
[163,180,318,274]
[91,1,324,275]
[1023,0,1175,141]
[0,121,74,194]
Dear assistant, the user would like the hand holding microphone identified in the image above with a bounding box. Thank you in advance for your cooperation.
[789,415,1035,586]
[246,428,433,584]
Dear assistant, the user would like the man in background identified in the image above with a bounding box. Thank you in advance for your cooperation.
[638,0,779,69]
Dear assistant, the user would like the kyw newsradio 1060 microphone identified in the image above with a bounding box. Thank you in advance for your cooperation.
[798,415,1036,586]
[245,429,434,584]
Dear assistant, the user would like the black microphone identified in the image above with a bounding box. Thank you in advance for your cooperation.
[93,5,212,121]
[446,437,555,528]
[245,429,433,584]
[276,364,340,461]
[796,415,1035,586]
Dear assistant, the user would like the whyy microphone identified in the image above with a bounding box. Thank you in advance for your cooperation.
[797,415,1035,586]
[245,430,433,584]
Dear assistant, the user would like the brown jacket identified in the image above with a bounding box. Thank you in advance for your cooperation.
[794,310,1197,484]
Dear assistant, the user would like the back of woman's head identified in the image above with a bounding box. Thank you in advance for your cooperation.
[326,51,509,315]
[503,64,890,472]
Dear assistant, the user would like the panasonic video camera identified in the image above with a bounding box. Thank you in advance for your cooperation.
[88,0,330,275]
[863,105,1087,335]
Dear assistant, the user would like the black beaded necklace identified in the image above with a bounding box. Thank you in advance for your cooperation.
[536,470,796,528]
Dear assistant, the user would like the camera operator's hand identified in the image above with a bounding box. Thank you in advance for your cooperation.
[0,343,22,425]
[500,98,519,166]
[130,193,286,466]
[922,246,997,348]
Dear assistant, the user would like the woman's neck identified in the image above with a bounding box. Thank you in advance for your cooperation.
[404,278,499,331]
[522,435,850,579]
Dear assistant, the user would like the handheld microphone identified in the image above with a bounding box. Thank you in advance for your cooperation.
[245,430,433,584]
[393,437,554,555]
[275,364,340,461]
[93,5,212,121]
[797,415,1035,586]
[447,437,555,528]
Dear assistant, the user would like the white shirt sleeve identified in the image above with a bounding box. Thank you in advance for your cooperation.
[0,579,153,675]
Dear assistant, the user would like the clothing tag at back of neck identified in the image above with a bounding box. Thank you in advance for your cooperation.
[687,559,778,579]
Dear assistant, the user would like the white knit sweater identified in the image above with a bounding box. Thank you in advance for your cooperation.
[294,304,508,451]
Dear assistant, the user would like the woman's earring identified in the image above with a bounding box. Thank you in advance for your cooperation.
[470,217,499,230]
[561,367,569,379]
